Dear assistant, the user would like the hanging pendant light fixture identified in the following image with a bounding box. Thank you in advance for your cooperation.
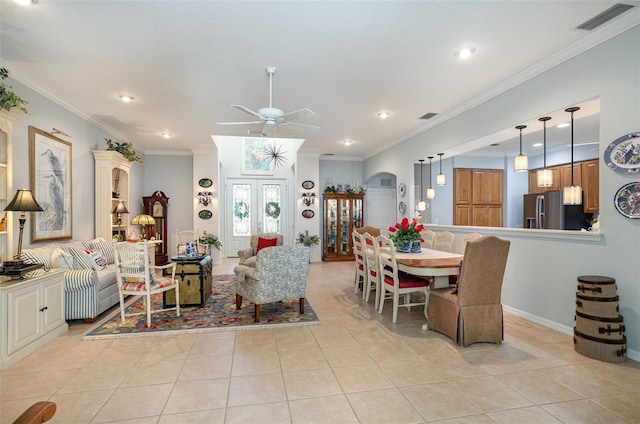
[514,124,528,172]
[417,159,426,211]
[563,106,582,205]
[426,156,436,199]
[436,153,446,186]
[536,116,553,187]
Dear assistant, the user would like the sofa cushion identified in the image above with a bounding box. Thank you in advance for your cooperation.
[95,265,117,291]
[256,237,278,254]
[68,247,108,270]
[51,247,74,269]
[19,246,53,270]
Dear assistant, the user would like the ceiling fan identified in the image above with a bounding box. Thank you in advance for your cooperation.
[216,66,319,137]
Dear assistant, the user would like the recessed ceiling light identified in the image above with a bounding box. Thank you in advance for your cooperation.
[557,122,570,128]
[454,47,476,60]
[160,132,172,139]
[377,111,390,119]
[532,143,543,147]
[118,95,134,103]
[342,139,353,146]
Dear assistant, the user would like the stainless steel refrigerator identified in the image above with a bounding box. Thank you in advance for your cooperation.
[523,191,588,230]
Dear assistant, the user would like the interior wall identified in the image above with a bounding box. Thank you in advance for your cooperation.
[365,25,640,358]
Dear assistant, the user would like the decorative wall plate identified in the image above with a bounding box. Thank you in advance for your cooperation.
[302,180,315,189]
[604,132,640,174]
[613,182,640,219]
[398,183,406,197]
[302,209,315,219]
[198,178,213,188]
[198,209,213,220]
[398,201,406,214]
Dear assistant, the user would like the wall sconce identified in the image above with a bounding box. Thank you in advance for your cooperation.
[302,192,316,206]
[197,191,213,206]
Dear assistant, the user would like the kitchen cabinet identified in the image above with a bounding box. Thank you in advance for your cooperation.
[323,193,364,261]
[143,191,169,265]
[582,159,599,213]
[0,269,67,370]
[454,168,503,227]
[560,163,582,188]
[94,150,132,241]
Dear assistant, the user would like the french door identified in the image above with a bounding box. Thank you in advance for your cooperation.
[225,178,287,257]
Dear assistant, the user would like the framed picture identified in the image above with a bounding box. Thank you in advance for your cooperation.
[242,137,273,175]
[29,126,72,242]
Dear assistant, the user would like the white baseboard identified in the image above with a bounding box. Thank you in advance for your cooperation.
[503,305,639,363]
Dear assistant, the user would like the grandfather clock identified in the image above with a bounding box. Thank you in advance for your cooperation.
[143,191,169,265]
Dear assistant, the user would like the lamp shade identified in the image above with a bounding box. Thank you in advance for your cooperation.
[514,154,528,172]
[436,173,446,186]
[417,200,426,211]
[426,187,436,200]
[563,185,583,205]
[112,200,129,214]
[537,169,553,187]
[4,189,43,212]
[131,214,156,226]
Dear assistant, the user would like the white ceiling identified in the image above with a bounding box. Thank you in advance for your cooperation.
[2,1,639,160]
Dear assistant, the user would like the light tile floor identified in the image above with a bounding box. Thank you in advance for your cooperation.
[1,259,639,423]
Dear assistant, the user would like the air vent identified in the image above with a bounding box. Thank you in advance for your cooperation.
[420,112,438,120]
[380,178,392,187]
[577,3,634,30]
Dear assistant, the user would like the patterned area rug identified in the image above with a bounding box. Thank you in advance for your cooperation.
[83,274,318,339]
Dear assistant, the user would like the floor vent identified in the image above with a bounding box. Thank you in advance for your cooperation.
[577,3,634,31]
[420,112,438,120]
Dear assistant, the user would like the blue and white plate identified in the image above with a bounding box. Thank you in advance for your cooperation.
[604,132,640,174]
[613,182,640,219]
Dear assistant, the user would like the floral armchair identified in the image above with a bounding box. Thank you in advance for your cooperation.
[237,232,283,267]
[233,246,310,322]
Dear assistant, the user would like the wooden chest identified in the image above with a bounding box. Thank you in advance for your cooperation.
[163,255,212,307]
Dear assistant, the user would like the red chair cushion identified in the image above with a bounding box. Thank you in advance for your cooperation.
[384,274,429,288]
[256,237,278,253]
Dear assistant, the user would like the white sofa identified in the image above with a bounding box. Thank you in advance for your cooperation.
[20,238,119,323]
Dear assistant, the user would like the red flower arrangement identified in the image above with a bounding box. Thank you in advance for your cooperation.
[388,217,424,246]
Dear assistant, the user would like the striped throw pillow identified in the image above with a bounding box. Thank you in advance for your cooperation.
[90,240,116,264]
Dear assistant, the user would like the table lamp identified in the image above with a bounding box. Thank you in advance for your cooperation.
[3,189,44,268]
[131,214,155,240]
[112,200,129,241]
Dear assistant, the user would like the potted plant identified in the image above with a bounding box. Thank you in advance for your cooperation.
[0,67,30,114]
[198,231,222,250]
[105,138,144,163]
[296,230,320,247]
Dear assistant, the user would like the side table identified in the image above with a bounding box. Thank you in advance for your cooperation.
[163,254,212,307]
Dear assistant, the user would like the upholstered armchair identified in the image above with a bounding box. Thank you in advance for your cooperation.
[234,246,310,322]
[427,235,511,347]
[237,233,283,267]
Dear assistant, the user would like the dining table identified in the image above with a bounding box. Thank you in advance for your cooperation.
[394,248,463,330]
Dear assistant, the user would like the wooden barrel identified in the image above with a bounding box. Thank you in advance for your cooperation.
[577,275,617,298]
[574,328,626,363]
[575,311,625,340]
[575,294,619,318]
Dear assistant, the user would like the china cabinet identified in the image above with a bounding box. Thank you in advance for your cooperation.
[94,150,131,241]
[322,193,364,261]
[0,109,21,264]
[143,191,169,265]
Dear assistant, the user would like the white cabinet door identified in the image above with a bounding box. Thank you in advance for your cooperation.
[7,284,41,355]
[42,278,65,334]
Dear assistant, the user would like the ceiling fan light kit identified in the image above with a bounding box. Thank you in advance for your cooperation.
[216,65,319,137]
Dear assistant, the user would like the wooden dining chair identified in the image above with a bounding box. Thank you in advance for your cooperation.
[377,235,430,324]
[420,229,435,249]
[362,232,380,307]
[433,231,455,252]
[352,231,367,295]
[355,225,381,237]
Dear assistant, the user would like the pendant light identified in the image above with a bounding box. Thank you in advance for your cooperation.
[417,159,426,211]
[563,106,582,205]
[536,116,553,187]
[436,152,446,186]
[514,125,528,172]
[426,156,436,199]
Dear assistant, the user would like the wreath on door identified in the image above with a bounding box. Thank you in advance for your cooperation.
[265,201,281,219]
[234,201,249,220]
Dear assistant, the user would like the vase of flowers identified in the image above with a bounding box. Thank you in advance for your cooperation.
[388,217,424,253]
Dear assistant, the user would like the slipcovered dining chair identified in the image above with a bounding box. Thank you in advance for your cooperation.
[427,235,510,346]
[237,232,284,267]
[114,242,180,327]
[420,229,436,249]
[433,231,455,252]
[377,235,430,324]
[352,231,367,295]
[234,246,310,322]
[362,232,382,308]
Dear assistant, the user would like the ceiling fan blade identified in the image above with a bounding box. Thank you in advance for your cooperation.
[216,120,264,126]
[279,108,316,122]
[232,104,264,119]
[279,121,320,131]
